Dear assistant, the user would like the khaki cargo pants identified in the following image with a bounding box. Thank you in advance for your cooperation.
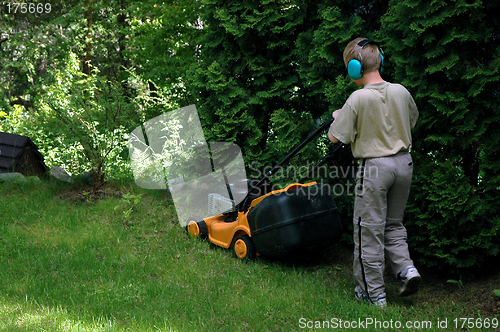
[353,151,415,299]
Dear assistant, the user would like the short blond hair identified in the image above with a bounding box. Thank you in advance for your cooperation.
[343,37,383,73]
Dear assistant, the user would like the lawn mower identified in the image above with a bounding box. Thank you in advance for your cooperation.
[186,118,343,260]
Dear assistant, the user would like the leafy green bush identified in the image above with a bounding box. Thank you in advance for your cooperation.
[35,53,137,189]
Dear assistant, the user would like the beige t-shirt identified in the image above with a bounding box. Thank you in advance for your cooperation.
[329,82,419,158]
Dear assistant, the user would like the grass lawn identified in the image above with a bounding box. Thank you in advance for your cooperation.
[0,179,499,331]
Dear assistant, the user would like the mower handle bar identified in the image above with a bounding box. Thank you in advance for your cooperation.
[298,142,343,184]
[250,117,334,192]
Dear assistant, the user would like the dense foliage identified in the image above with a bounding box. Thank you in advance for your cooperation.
[0,0,199,181]
[380,0,500,273]
[1,0,499,273]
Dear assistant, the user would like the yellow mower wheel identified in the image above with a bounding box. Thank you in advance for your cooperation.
[232,235,256,260]
[186,217,208,239]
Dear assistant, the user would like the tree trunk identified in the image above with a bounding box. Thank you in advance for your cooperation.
[83,0,93,74]
[463,142,480,188]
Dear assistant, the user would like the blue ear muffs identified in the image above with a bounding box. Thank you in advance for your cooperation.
[380,53,385,74]
[347,39,385,80]
[347,59,364,80]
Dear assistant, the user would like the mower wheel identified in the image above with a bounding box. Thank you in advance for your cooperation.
[186,216,208,239]
[232,235,256,260]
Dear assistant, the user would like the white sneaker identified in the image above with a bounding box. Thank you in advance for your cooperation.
[398,266,421,297]
[355,286,387,307]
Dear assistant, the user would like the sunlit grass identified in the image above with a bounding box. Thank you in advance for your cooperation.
[0,298,124,332]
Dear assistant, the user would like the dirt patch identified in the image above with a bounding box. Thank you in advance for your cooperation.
[417,269,500,317]
[57,181,124,204]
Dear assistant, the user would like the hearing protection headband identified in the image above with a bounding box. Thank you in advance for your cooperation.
[347,39,384,80]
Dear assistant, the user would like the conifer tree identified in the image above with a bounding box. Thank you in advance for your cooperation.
[380,0,500,271]
[188,0,388,172]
